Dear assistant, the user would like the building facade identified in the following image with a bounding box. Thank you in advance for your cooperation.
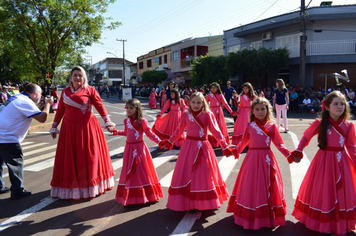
[224,3,356,90]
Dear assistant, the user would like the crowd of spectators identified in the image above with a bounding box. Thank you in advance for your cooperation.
[3,79,356,115]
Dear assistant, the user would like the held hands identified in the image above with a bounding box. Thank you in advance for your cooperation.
[289,150,303,163]
[156,114,162,119]
[222,147,233,157]
[231,111,238,117]
[159,140,173,149]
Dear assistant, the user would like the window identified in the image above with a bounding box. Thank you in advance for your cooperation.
[159,56,162,65]
[276,34,299,58]
[139,62,143,69]
[108,70,122,78]
[228,44,241,52]
[147,59,152,67]
[164,55,168,63]
[250,41,262,49]
[173,51,179,60]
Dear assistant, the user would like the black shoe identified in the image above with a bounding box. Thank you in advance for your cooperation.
[10,190,32,200]
[0,187,10,194]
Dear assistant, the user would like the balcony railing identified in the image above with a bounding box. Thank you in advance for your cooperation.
[307,40,356,56]
[278,40,356,58]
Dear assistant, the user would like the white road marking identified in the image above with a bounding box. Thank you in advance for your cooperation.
[170,211,202,236]
[160,171,174,187]
[288,131,310,199]
[0,196,57,232]
[22,142,48,150]
[218,156,239,181]
[21,142,34,146]
[24,144,57,156]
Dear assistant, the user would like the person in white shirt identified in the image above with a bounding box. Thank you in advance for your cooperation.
[0,83,53,199]
[300,96,312,113]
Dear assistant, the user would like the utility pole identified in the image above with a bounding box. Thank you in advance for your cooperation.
[117,39,127,86]
[300,0,306,87]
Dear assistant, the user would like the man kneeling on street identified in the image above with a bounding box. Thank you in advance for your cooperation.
[0,83,53,199]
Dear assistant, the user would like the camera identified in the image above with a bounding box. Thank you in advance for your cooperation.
[54,98,58,103]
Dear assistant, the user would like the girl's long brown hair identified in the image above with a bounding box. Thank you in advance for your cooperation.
[242,82,255,100]
[126,98,143,124]
[210,82,222,94]
[170,89,181,106]
[317,91,350,150]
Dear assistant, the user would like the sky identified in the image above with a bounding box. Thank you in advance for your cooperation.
[85,0,356,65]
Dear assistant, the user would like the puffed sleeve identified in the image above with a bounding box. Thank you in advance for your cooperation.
[234,122,251,154]
[169,112,187,144]
[271,123,291,158]
[345,122,356,161]
[180,98,188,110]
[296,119,320,152]
[207,111,228,150]
[142,118,161,144]
[220,94,233,113]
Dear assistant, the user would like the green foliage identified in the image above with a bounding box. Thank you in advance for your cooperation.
[0,0,121,84]
[190,55,228,86]
[226,47,290,88]
[141,70,168,86]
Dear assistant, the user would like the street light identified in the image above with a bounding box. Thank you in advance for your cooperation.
[116,39,127,86]
[107,52,119,58]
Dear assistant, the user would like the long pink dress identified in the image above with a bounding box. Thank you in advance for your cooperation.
[205,93,232,147]
[51,86,115,199]
[227,121,291,229]
[113,117,164,206]
[166,110,229,211]
[152,99,187,147]
[148,92,158,108]
[232,94,257,145]
[292,119,356,235]
[160,91,166,109]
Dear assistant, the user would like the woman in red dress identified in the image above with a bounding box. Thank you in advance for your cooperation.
[49,66,115,200]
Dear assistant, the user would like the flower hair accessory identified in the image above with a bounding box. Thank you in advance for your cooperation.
[321,100,325,111]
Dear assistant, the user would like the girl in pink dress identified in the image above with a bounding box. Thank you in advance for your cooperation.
[232,82,257,145]
[109,98,164,206]
[227,97,293,229]
[153,89,187,147]
[50,66,115,200]
[148,88,158,109]
[160,92,232,212]
[291,91,356,235]
[205,82,235,147]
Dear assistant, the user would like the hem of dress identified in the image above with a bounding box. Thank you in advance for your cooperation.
[51,177,115,200]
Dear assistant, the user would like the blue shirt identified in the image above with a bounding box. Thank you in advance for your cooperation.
[274,88,288,105]
[224,86,235,101]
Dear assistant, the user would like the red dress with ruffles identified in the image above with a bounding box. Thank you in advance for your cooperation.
[148,91,158,108]
[205,93,232,147]
[292,119,356,235]
[50,86,114,199]
[152,99,187,147]
[166,110,229,211]
[113,117,164,206]
[232,94,257,145]
[227,121,291,229]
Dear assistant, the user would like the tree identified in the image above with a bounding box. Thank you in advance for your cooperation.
[0,0,121,84]
[141,70,168,86]
[190,55,228,86]
[226,47,290,88]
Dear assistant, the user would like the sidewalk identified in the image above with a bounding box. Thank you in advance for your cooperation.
[29,112,55,132]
